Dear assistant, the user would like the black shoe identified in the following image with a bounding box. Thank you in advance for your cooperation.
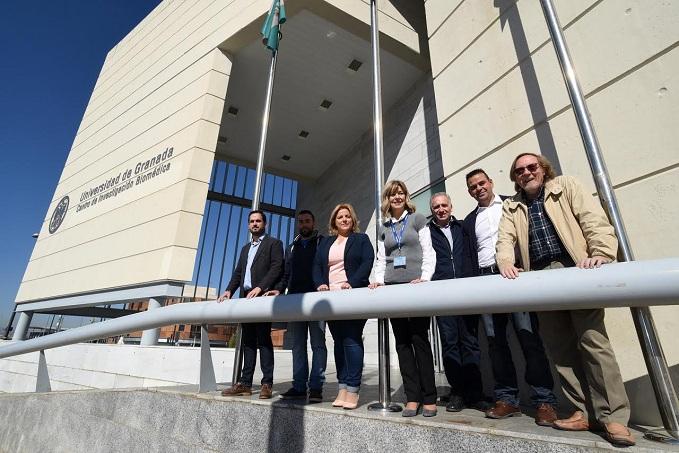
[279,387,307,399]
[402,404,421,417]
[308,388,323,403]
[446,395,465,412]
[468,399,492,412]
[422,406,438,417]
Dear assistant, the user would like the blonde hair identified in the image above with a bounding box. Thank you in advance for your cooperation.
[509,153,558,192]
[380,180,417,218]
[328,203,361,235]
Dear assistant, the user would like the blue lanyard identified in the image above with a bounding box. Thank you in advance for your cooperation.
[390,213,409,252]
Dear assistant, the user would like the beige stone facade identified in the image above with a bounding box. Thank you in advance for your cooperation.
[423,0,679,425]
[14,0,678,426]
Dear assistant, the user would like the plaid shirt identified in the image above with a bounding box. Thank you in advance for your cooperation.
[526,187,566,264]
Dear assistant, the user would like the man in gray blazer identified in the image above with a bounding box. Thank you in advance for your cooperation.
[218,210,284,399]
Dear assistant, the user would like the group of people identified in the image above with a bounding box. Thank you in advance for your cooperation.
[217,152,635,447]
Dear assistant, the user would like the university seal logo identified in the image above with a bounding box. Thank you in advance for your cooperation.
[49,196,70,234]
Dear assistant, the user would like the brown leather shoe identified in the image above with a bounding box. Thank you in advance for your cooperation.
[259,384,273,399]
[553,411,589,431]
[485,401,521,419]
[603,422,636,447]
[221,383,252,397]
[535,403,558,427]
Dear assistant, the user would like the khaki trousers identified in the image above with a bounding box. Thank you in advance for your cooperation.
[535,260,630,425]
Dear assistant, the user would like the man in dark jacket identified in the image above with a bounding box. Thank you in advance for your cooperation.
[218,210,284,399]
[265,210,326,402]
[429,192,486,412]
[463,168,557,426]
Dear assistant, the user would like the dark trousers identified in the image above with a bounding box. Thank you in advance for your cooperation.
[240,322,274,386]
[436,315,483,402]
[391,317,437,405]
[483,312,556,406]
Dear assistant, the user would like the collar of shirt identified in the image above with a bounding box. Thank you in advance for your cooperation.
[251,234,266,246]
[476,194,503,213]
[432,216,452,229]
[388,210,409,223]
[524,186,545,206]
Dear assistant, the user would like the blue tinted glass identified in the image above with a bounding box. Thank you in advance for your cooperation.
[225,163,236,195]
[290,180,298,209]
[214,161,227,194]
[245,168,255,201]
[198,161,299,300]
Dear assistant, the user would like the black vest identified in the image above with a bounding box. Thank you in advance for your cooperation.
[429,218,465,281]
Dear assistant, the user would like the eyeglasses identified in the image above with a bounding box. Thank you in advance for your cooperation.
[513,162,540,177]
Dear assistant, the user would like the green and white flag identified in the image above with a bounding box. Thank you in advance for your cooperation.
[261,0,286,52]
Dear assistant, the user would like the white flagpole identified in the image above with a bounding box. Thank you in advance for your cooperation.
[231,6,282,385]
[366,0,401,413]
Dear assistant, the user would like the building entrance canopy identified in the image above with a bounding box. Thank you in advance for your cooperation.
[216,7,425,181]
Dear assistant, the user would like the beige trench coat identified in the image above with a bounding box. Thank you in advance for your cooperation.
[496,175,618,271]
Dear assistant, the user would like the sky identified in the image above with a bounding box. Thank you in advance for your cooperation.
[0,1,162,329]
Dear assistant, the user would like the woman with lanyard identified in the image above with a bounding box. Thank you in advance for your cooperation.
[369,180,437,417]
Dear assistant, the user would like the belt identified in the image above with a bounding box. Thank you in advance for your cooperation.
[532,254,574,270]
[478,264,499,275]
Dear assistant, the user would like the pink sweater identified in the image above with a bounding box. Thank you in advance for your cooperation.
[328,238,348,290]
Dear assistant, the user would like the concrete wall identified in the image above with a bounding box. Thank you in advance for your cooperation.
[424,0,679,425]
[0,327,387,394]
[0,341,271,393]
[0,389,632,453]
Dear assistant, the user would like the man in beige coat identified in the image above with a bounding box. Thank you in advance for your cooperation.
[496,152,634,446]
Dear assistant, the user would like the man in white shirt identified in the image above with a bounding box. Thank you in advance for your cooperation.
[462,169,557,426]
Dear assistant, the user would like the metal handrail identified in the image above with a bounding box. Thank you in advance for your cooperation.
[1,258,678,360]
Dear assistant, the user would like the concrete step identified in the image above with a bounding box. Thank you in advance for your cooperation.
[0,386,676,453]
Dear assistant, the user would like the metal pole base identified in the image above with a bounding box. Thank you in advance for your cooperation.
[644,429,679,444]
[198,325,217,393]
[36,350,51,393]
[367,401,402,413]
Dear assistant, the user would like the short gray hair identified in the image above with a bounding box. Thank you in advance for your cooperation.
[430,192,452,211]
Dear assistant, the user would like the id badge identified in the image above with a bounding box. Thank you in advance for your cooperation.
[394,255,406,268]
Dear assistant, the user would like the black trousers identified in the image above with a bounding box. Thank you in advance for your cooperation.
[391,317,437,405]
[478,265,555,405]
[436,315,483,402]
[484,312,555,406]
[240,322,274,386]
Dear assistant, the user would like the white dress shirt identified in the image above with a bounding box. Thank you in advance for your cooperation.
[243,235,265,290]
[475,194,503,268]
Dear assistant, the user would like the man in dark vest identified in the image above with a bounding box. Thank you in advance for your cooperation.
[218,210,283,399]
[266,210,327,402]
[463,168,557,426]
[429,192,487,412]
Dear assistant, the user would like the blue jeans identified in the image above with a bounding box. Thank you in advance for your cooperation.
[482,312,556,407]
[328,319,366,393]
[287,321,327,392]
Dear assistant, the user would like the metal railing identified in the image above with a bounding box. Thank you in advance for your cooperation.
[2,258,678,356]
[1,259,678,438]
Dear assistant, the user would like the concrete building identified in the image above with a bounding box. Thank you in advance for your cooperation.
[6,0,679,428]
